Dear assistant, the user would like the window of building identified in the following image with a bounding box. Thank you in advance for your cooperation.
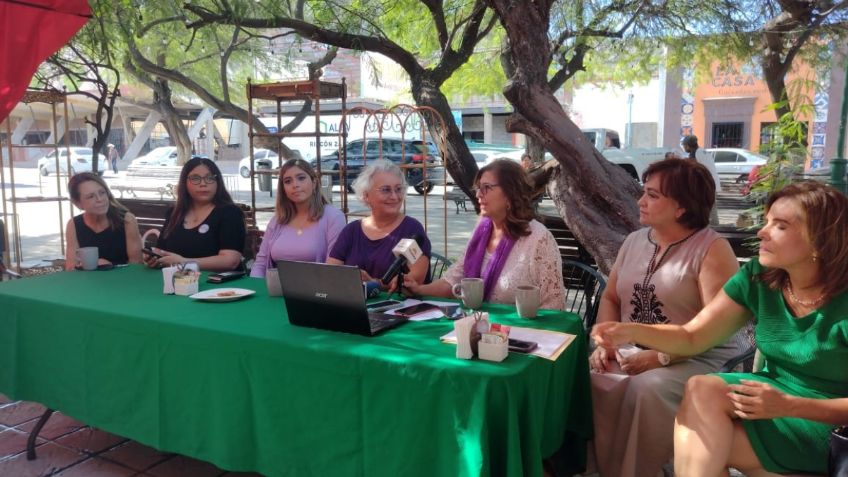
[463,131,484,142]
[22,131,50,145]
[711,122,744,148]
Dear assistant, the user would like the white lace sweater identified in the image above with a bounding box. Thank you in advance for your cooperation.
[443,219,566,310]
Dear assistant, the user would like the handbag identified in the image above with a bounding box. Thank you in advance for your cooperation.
[829,426,848,477]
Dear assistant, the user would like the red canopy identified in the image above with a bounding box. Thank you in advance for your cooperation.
[0,0,91,122]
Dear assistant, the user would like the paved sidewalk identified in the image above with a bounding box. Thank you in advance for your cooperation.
[0,394,261,477]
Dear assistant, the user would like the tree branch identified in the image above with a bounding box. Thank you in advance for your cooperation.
[421,0,449,48]
[183,4,423,77]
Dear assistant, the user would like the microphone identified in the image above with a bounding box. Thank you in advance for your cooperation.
[380,234,424,285]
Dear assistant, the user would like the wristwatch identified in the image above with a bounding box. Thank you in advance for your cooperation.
[657,352,671,366]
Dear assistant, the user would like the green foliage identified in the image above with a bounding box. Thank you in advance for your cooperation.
[442,30,507,101]
[743,94,813,227]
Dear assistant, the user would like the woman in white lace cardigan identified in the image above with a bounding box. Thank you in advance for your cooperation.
[404,159,565,310]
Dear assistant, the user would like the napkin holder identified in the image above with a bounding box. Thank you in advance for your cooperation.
[453,316,476,359]
[163,262,199,295]
[453,313,490,360]
[478,339,508,362]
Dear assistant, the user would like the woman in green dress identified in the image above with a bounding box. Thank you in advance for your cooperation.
[592,180,848,476]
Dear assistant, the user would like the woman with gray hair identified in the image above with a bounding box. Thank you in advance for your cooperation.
[328,160,431,286]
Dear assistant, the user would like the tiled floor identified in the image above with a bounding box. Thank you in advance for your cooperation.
[0,394,263,477]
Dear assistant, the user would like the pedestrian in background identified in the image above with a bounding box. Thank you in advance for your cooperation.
[107,143,119,175]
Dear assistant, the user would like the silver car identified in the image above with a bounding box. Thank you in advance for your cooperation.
[130,146,178,168]
[707,148,768,183]
[239,148,279,178]
[38,147,106,176]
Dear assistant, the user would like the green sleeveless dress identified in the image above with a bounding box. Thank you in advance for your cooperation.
[716,258,848,474]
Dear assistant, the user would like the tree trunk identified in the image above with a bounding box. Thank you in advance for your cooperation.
[121,113,136,150]
[410,75,480,204]
[489,0,642,274]
[526,136,545,167]
[89,93,117,173]
[152,78,192,164]
[761,47,791,121]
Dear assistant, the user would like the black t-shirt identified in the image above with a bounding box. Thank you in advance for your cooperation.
[73,214,128,264]
[157,203,246,259]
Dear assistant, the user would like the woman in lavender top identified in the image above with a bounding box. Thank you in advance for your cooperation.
[328,160,431,285]
[250,159,345,277]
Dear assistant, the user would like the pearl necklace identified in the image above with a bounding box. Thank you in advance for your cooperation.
[785,281,824,307]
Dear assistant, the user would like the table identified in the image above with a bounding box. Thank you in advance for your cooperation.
[0,265,591,476]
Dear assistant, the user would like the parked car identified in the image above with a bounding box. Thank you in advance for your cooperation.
[37,147,106,176]
[470,149,518,165]
[238,149,279,178]
[488,149,555,164]
[130,147,178,168]
[313,138,445,195]
[707,148,768,183]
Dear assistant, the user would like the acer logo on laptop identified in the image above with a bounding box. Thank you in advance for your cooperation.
[314,292,328,298]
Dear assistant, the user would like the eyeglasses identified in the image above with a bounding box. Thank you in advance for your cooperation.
[375,185,405,197]
[188,174,217,185]
[472,183,500,196]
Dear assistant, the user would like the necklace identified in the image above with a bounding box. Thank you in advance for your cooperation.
[785,281,824,307]
[632,229,698,324]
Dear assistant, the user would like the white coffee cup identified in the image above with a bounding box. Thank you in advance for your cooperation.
[266,268,283,297]
[75,247,98,271]
[515,284,541,318]
[452,278,484,309]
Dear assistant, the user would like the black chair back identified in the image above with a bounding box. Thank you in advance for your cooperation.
[562,259,606,335]
[430,252,452,280]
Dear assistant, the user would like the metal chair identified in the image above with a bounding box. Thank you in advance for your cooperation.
[561,259,606,335]
[429,252,452,280]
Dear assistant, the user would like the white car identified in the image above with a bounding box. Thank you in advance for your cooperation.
[130,147,178,168]
[707,148,768,182]
[469,149,511,165]
[239,149,279,178]
[38,147,106,176]
[488,149,554,164]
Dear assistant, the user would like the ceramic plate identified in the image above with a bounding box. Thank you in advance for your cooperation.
[189,288,255,302]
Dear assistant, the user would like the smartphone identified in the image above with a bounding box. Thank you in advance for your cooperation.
[142,247,162,259]
[508,338,539,353]
[366,300,402,312]
[206,270,246,283]
[392,302,440,317]
[439,305,462,319]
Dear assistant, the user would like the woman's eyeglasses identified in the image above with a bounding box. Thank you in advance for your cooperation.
[471,183,500,196]
[188,174,217,185]
[375,185,405,197]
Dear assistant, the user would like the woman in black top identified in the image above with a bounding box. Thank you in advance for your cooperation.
[65,172,142,270]
[145,157,245,271]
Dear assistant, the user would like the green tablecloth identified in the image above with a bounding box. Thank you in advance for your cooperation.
[0,265,591,476]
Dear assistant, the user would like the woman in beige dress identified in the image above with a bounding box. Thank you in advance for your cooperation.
[588,158,742,477]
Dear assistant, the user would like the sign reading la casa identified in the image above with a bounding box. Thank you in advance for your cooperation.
[711,67,758,88]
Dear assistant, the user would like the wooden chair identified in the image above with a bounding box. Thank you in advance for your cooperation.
[561,259,606,335]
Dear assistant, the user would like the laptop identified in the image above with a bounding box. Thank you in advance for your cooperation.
[276,260,408,336]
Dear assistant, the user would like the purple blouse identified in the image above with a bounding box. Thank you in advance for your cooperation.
[329,215,431,280]
[250,205,346,277]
